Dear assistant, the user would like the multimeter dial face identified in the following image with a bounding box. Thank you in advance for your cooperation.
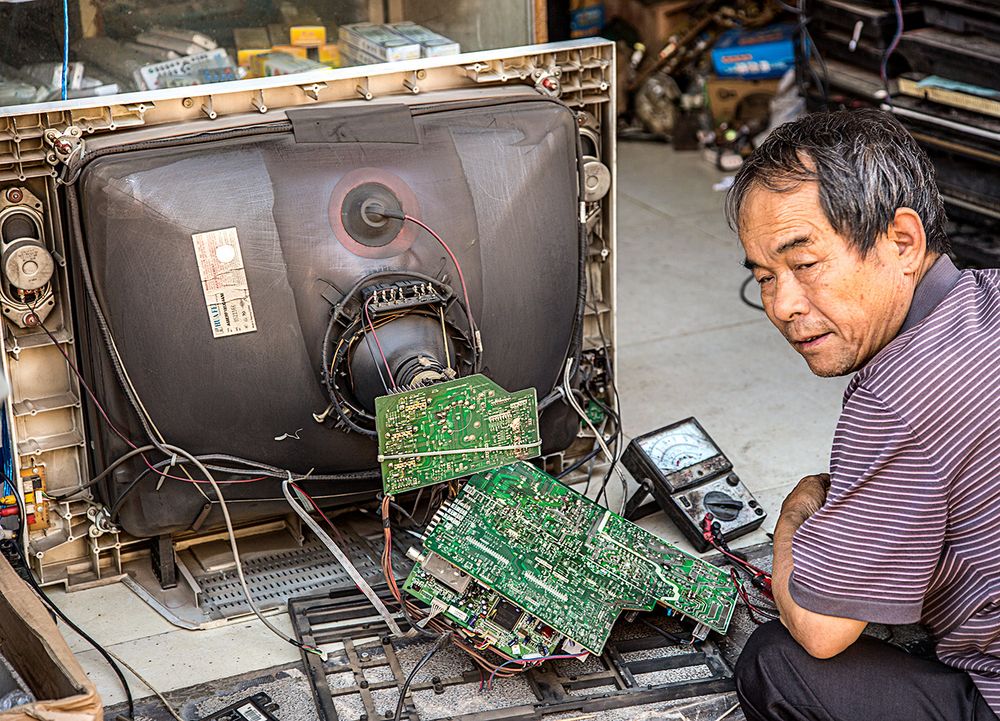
[638,420,719,472]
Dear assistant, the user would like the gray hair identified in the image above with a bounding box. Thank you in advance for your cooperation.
[725,108,950,255]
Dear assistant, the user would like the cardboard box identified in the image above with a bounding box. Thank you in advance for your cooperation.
[386,22,460,57]
[604,0,695,52]
[237,48,270,68]
[316,43,341,66]
[233,27,271,68]
[0,553,102,721]
[338,24,421,62]
[251,51,324,77]
[706,75,780,124]
[711,23,796,79]
[290,25,327,48]
[271,44,308,59]
[234,27,270,51]
[268,24,289,46]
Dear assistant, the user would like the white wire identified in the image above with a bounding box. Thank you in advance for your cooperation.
[158,444,316,654]
[105,649,184,721]
[713,702,740,721]
[281,479,405,637]
[561,361,629,514]
[378,442,541,462]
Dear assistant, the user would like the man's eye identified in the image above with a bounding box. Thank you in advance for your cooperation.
[795,262,817,271]
[756,275,774,286]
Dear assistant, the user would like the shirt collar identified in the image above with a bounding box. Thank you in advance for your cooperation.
[899,255,962,335]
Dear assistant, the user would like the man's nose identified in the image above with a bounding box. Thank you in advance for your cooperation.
[771,275,810,322]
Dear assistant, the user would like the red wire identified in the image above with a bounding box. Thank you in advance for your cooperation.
[404,215,477,340]
[289,481,340,534]
[364,295,397,388]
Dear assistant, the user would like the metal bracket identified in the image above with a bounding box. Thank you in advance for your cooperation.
[201,96,217,120]
[301,81,328,101]
[403,70,423,94]
[355,77,373,101]
[43,126,85,184]
[252,89,268,113]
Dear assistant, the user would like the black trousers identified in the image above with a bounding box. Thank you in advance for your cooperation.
[735,621,998,721]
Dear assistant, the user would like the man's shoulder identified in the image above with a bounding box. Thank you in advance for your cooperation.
[848,268,1000,415]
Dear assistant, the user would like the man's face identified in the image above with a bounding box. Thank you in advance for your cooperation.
[739,182,913,377]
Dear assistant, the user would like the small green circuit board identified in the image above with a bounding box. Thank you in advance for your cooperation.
[375,374,541,495]
[403,563,566,659]
[421,462,737,654]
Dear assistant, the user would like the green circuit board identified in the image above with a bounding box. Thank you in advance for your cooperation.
[375,374,541,495]
[403,562,567,660]
[421,462,737,654]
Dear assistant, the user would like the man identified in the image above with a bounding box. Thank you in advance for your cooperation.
[726,108,1000,720]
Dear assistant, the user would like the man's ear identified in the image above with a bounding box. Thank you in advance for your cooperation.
[886,207,928,274]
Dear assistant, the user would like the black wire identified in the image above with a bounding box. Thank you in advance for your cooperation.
[796,0,829,108]
[46,445,157,500]
[637,617,688,646]
[2,471,135,719]
[393,633,451,721]
[556,445,602,479]
[740,275,765,311]
[581,298,625,505]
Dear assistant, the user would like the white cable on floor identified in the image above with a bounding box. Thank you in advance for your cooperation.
[105,649,185,721]
[713,702,740,721]
[561,361,630,514]
[159,445,320,656]
[281,479,404,637]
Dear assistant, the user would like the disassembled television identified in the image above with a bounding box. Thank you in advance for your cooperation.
[0,39,619,625]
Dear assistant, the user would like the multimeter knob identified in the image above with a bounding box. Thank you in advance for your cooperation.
[703,491,744,521]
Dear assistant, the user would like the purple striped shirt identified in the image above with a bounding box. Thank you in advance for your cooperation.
[789,255,1000,709]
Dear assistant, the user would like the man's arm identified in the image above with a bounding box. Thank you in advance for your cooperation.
[771,474,867,659]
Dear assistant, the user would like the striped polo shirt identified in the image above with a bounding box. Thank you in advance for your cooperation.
[789,255,1000,709]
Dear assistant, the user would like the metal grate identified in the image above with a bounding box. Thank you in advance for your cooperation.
[289,588,735,721]
[197,532,408,619]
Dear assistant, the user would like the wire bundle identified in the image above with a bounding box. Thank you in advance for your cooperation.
[701,514,779,623]
[378,496,550,686]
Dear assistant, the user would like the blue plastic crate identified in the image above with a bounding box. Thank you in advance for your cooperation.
[711,23,797,79]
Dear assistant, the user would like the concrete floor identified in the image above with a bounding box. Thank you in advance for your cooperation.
[48,141,849,710]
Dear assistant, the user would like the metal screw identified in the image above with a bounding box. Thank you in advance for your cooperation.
[6,188,23,203]
[182,97,194,108]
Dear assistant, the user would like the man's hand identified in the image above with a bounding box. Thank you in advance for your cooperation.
[779,473,831,527]
[771,471,866,659]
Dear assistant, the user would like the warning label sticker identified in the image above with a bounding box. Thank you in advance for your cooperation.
[191,227,257,338]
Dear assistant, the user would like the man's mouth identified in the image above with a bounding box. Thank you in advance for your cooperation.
[791,332,831,350]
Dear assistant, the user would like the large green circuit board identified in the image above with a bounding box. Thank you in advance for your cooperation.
[403,562,567,660]
[419,462,737,654]
[375,374,541,495]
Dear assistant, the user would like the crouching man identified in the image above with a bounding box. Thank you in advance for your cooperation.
[727,109,1000,720]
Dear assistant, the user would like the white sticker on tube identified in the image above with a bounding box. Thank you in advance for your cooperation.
[191,227,257,338]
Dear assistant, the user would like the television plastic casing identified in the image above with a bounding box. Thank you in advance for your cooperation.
[0,40,617,605]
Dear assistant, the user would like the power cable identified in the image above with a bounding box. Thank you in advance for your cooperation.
[393,633,452,721]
